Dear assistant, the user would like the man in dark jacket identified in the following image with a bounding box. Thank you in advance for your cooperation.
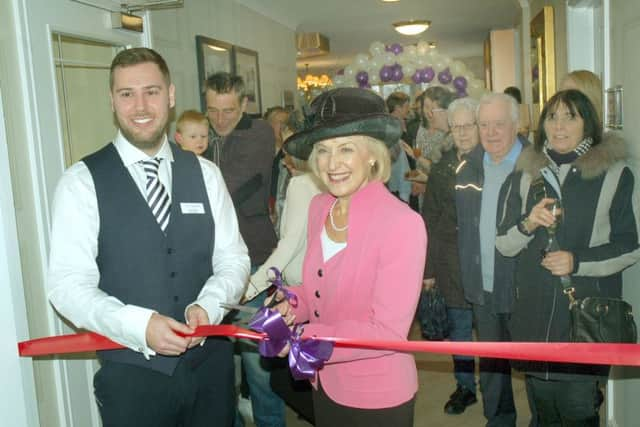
[455,93,526,427]
[204,72,283,427]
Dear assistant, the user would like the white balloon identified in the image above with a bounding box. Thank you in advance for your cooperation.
[405,45,417,57]
[369,41,385,57]
[434,59,445,72]
[442,56,452,67]
[415,55,428,67]
[333,75,346,86]
[416,40,429,56]
[370,55,384,70]
[403,63,416,77]
[344,65,356,78]
[450,60,467,76]
[355,53,369,70]
[383,52,395,65]
[369,72,381,85]
[469,79,484,89]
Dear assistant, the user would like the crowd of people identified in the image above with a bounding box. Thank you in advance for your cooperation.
[46,46,639,427]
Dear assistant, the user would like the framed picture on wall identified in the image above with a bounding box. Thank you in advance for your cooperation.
[233,46,262,116]
[195,35,233,110]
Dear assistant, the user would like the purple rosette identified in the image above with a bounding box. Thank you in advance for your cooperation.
[391,64,404,82]
[248,308,290,357]
[288,325,334,380]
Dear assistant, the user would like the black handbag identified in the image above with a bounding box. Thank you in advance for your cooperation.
[417,287,449,340]
[563,281,638,343]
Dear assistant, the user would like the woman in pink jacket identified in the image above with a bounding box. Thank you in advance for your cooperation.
[280,87,427,426]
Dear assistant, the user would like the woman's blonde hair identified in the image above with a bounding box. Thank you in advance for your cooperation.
[308,135,392,191]
[560,70,602,121]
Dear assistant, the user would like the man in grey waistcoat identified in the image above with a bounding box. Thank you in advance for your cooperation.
[48,47,249,427]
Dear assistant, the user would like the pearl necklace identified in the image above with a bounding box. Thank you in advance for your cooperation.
[329,198,348,232]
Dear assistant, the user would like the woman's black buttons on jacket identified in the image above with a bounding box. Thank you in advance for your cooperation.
[314,310,320,318]
[167,248,173,254]
[169,272,177,278]
[315,290,320,298]
[317,269,323,277]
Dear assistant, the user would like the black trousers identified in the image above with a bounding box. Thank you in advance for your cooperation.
[94,338,235,427]
[473,295,517,427]
[526,376,601,427]
[312,380,415,427]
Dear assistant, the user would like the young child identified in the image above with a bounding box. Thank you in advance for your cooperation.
[174,110,209,156]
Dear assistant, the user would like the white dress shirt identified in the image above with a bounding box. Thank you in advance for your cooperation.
[246,173,322,300]
[48,131,250,357]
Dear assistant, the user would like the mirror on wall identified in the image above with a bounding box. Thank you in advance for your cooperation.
[530,5,556,119]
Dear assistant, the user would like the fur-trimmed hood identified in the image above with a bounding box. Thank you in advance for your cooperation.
[515,132,627,180]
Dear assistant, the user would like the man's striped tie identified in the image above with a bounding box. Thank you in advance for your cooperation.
[141,158,171,233]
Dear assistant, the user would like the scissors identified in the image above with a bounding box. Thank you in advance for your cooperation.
[219,294,288,314]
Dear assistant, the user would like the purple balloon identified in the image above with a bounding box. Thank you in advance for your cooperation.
[379,66,392,82]
[422,67,435,83]
[385,44,393,52]
[391,64,404,82]
[356,70,369,86]
[456,88,468,98]
[453,76,468,91]
[438,67,453,84]
[390,43,403,55]
[411,71,422,85]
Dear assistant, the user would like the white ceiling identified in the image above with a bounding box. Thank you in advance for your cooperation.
[236,0,523,73]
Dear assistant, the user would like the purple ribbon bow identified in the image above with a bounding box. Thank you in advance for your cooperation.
[248,267,333,379]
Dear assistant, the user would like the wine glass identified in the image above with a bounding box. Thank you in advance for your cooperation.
[544,199,563,253]
[546,199,563,236]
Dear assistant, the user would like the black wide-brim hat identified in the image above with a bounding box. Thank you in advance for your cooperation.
[284,87,402,160]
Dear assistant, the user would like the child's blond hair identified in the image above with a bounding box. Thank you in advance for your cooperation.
[176,110,208,133]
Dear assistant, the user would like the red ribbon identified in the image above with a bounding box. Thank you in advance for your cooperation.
[17,325,640,366]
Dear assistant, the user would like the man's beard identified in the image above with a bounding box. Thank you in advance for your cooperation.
[116,114,167,151]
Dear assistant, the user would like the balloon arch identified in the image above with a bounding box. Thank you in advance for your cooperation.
[330,40,488,100]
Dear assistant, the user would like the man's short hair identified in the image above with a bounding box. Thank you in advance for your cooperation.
[385,92,410,113]
[204,72,245,102]
[477,92,519,124]
[110,47,170,90]
[176,110,209,133]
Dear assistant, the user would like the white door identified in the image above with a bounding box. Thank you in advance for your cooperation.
[6,1,143,426]
[608,0,640,426]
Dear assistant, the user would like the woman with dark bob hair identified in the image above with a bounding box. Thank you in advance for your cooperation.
[496,89,640,425]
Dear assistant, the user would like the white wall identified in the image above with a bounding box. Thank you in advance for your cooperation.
[150,0,298,121]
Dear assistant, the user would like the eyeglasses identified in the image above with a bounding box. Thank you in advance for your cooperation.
[478,120,509,131]
[451,122,476,133]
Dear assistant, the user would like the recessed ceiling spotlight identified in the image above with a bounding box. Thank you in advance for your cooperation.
[393,20,431,36]
[428,42,437,49]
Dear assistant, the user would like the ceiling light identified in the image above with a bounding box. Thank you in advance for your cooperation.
[207,45,227,52]
[428,41,437,49]
[393,20,431,36]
